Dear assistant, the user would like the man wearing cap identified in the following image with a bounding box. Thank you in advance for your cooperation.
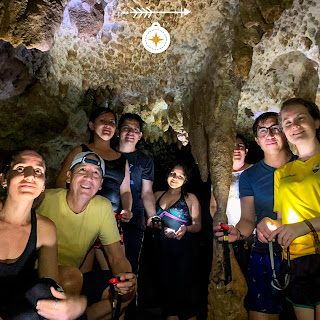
[38,151,136,318]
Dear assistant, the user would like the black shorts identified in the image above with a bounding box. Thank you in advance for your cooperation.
[282,254,320,309]
[81,270,113,306]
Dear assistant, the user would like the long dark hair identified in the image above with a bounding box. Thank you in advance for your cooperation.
[280,98,320,142]
[166,164,191,198]
[88,107,117,143]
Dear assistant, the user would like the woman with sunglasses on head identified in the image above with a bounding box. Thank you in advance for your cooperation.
[0,150,86,320]
[266,98,320,320]
[153,164,201,320]
[56,107,132,270]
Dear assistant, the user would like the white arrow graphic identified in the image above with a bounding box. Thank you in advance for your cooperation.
[122,7,190,18]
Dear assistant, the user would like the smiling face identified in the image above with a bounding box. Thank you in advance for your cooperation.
[119,118,142,147]
[67,154,103,200]
[254,116,286,155]
[89,111,116,141]
[167,166,186,189]
[281,104,320,146]
[2,150,46,201]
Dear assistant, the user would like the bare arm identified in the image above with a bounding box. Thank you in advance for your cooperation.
[175,193,201,240]
[209,192,217,218]
[141,179,156,219]
[103,242,136,297]
[104,241,131,275]
[37,215,59,282]
[186,193,201,233]
[268,211,320,249]
[120,160,133,222]
[308,217,320,230]
[214,196,256,243]
[56,146,82,188]
[236,196,256,237]
[37,216,87,320]
[146,191,164,227]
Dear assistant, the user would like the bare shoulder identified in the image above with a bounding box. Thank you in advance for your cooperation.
[186,193,199,203]
[154,191,165,201]
[68,146,82,158]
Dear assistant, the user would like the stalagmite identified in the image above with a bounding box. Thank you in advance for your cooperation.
[185,27,248,320]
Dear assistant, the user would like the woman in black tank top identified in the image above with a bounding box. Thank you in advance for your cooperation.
[56,107,132,218]
[0,150,86,319]
[153,164,201,320]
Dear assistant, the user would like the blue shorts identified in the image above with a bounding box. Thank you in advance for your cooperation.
[248,251,283,314]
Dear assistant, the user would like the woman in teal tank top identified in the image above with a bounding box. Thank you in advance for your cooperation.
[154,164,201,320]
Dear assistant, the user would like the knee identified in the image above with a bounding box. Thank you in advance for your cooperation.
[59,265,83,295]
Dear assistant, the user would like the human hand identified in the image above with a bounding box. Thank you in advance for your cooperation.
[268,222,310,249]
[257,217,278,243]
[147,215,162,229]
[213,222,238,243]
[164,227,176,238]
[36,287,87,320]
[175,225,187,240]
[121,209,133,223]
[113,273,137,296]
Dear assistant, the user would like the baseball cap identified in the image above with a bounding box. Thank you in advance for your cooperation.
[70,152,105,176]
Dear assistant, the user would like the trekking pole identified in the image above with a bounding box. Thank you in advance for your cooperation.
[109,277,128,320]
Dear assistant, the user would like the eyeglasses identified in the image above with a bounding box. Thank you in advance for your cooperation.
[169,172,185,180]
[257,125,282,137]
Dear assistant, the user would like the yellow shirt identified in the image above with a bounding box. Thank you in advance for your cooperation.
[274,153,320,259]
[38,189,120,267]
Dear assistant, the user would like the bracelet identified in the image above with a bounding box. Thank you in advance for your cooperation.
[235,227,246,241]
[303,219,320,254]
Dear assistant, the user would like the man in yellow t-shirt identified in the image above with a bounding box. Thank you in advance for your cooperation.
[38,151,136,318]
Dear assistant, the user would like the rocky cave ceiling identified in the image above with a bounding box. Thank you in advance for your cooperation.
[0,0,319,184]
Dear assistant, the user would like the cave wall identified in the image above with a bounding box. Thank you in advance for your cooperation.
[237,0,320,137]
[0,0,299,184]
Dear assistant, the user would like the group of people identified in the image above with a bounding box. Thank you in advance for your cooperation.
[214,98,320,320]
[0,109,202,320]
[3,97,320,320]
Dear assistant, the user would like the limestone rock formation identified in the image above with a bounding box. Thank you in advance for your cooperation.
[0,0,65,51]
[0,40,49,100]
[237,0,320,138]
